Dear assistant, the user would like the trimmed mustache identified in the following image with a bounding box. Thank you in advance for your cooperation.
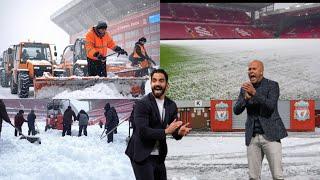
[154,86,163,90]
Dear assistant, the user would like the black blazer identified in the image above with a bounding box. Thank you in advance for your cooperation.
[0,100,11,134]
[125,93,182,163]
[233,78,288,146]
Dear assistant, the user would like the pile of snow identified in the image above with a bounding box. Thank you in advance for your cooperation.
[53,79,152,99]
[0,121,134,180]
[52,83,126,99]
[161,39,320,100]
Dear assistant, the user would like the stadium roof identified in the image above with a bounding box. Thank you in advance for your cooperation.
[264,3,320,16]
[211,3,273,11]
[51,0,159,35]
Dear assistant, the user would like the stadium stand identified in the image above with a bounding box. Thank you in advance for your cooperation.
[161,4,273,39]
[161,3,320,40]
[281,19,320,38]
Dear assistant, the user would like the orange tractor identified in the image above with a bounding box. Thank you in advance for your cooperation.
[1,48,14,87]
[45,99,71,131]
[6,42,64,98]
[3,41,149,98]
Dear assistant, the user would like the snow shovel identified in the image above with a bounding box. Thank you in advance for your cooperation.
[99,52,118,62]
[100,118,127,140]
[10,123,41,144]
[102,52,125,59]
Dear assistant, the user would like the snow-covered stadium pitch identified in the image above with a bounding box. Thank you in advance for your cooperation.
[160,39,320,101]
[1,121,320,179]
[166,131,320,180]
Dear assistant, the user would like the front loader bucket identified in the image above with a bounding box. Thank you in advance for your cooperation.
[33,76,149,99]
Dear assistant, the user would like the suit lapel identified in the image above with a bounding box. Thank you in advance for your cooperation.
[149,93,161,124]
[259,78,268,95]
[162,97,169,128]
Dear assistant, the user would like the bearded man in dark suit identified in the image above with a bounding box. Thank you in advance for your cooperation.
[126,69,192,180]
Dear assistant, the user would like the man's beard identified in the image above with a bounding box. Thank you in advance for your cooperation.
[152,85,166,98]
[94,28,105,38]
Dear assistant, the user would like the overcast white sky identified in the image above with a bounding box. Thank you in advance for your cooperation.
[0,0,73,57]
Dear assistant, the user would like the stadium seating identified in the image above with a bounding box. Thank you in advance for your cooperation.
[3,100,48,120]
[160,3,173,20]
[87,100,134,125]
[162,4,252,24]
[161,21,273,39]
[160,4,273,39]
[281,19,320,38]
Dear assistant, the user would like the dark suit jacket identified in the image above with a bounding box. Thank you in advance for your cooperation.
[233,78,288,146]
[125,93,182,163]
[0,100,11,134]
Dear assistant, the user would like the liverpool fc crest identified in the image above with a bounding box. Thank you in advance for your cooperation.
[215,101,228,121]
[294,100,310,121]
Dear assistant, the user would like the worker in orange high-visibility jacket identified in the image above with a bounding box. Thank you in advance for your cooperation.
[129,37,156,67]
[85,21,128,77]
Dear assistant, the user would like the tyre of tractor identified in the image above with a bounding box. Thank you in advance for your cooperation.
[17,72,29,98]
[10,74,18,94]
[0,70,5,87]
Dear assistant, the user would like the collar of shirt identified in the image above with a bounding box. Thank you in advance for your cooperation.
[155,98,165,122]
[253,77,265,88]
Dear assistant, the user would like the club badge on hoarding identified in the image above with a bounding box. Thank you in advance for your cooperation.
[235,27,251,37]
[194,26,213,37]
[294,100,310,121]
[215,101,228,121]
[185,25,213,37]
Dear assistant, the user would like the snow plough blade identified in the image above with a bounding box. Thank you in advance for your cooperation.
[33,76,149,99]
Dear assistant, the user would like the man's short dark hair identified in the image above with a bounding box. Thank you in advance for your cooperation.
[151,69,168,82]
